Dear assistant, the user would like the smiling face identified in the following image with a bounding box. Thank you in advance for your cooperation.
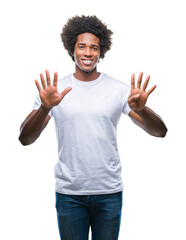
[73,33,100,79]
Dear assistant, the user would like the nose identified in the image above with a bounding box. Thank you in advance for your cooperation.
[84,47,92,57]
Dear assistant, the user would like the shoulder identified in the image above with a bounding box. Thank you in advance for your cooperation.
[57,73,72,90]
[102,73,131,93]
[58,73,72,84]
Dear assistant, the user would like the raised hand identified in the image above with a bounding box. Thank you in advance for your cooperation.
[128,72,156,111]
[35,70,72,109]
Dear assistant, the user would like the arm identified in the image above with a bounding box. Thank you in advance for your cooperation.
[128,72,168,137]
[129,107,167,137]
[19,70,72,145]
[19,108,51,146]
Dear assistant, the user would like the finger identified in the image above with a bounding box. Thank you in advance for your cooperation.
[142,75,150,91]
[128,94,140,107]
[128,94,140,109]
[128,100,136,109]
[128,93,140,103]
[35,80,42,92]
[147,85,157,95]
[40,73,46,88]
[45,70,51,86]
[53,72,58,87]
[131,73,135,90]
[137,72,143,89]
[60,86,72,99]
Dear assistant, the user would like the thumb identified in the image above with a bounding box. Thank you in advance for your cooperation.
[128,93,140,103]
[60,86,72,99]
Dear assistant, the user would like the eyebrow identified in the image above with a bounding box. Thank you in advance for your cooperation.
[78,43,99,47]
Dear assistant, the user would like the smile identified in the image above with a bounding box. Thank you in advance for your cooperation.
[82,59,93,65]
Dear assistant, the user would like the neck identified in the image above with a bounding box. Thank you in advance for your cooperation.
[73,66,100,82]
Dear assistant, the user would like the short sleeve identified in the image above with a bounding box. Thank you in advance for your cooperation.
[33,95,53,117]
[122,84,132,115]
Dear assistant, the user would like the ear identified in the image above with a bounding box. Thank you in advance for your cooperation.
[98,54,100,63]
[71,51,75,62]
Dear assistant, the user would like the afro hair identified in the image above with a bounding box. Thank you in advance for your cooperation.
[61,15,113,61]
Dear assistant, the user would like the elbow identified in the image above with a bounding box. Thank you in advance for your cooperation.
[159,122,168,138]
[153,126,168,138]
[18,134,34,146]
[160,126,168,138]
[19,136,30,146]
[18,127,39,146]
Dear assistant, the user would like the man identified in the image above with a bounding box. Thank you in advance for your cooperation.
[19,15,167,240]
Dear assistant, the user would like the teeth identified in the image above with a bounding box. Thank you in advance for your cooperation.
[82,60,92,65]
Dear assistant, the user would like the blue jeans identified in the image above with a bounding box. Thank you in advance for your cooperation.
[55,191,123,240]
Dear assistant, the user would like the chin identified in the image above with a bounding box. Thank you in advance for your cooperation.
[83,68,94,73]
[79,65,97,73]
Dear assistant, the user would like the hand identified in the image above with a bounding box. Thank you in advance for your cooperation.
[128,72,156,111]
[35,70,72,109]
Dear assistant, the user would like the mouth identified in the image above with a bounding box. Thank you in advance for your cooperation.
[81,59,93,66]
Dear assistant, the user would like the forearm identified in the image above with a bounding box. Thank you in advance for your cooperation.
[133,106,168,137]
[19,105,51,145]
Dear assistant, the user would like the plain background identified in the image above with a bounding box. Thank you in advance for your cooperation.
[0,0,185,239]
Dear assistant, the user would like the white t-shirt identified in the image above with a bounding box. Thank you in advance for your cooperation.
[33,73,131,195]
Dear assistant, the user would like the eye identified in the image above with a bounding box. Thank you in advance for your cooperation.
[92,47,98,51]
[79,45,85,49]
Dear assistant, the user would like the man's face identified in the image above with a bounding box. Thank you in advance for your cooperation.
[73,33,100,73]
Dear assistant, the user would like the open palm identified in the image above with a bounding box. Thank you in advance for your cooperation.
[128,72,156,111]
[35,70,72,109]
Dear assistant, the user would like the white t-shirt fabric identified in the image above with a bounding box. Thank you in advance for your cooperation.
[33,73,131,195]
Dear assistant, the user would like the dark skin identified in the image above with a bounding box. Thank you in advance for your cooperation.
[19,71,72,145]
[19,33,167,145]
[73,33,101,81]
[128,72,167,137]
